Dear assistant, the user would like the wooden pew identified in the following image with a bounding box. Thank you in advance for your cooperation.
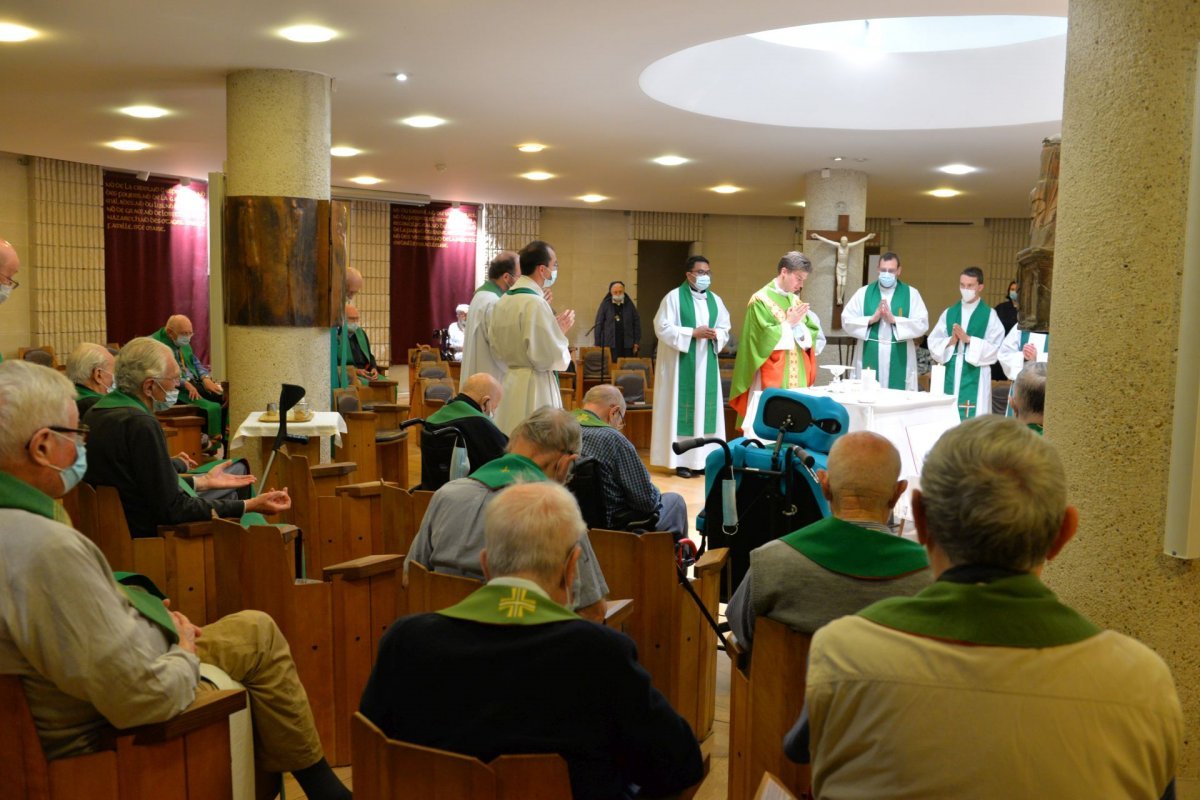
[276,450,359,577]
[587,529,728,740]
[727,617,813,800]
[381,482,435,556]
[155,407,206,464]
[1,674,245,800]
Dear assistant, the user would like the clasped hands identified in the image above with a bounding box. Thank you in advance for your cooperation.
[869,300,896,325]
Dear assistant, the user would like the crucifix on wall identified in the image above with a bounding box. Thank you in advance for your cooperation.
[808,214,874,325]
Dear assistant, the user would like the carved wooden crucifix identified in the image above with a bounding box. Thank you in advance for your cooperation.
[808,214,874,328]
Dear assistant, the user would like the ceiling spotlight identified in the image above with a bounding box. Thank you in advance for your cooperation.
[279,24,337,43]
[402,115,446,128]
[938,163,977,175]
[120,105,169,119]
[832,156,845,162]
[710,184,742,194]
[395,72,409,82]
[517,143,546,153]
[928,188,962,198]
[653,155,689,166]
[350,176,383,185]
[135,171,150,182]
[108,139,150,151]
[578,194,608,203]
[522,171,555,181]
[330,146,362,157]
[0,22,38,42]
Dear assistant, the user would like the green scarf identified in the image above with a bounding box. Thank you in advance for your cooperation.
[943,301,992,420]
[76,384,102,400]
[428,398,489,425]
[0,471,178,644]
[676,282,719,436]
[780,516,929,578]
[476,281,504,297]
[151,328,199,382]
[330,325,351,390]
[469,453,546,490]
[861,280,912,390]
[860,572,1100,648]
[437,582,578,625]
[571,408,610,428]
[1027,422,1044,435]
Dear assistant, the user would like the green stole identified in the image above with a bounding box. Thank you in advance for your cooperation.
[1027,422,1044,435]
[943,302,992,420]
[437,582,578,625]
[1005,331,1050,418]
[0,471,178,644]
[330,326,351,390]
[428,398,489,425]
[571,408,609,428]
[780,516,929,578]
[507,287,540,297]
[151,328,199,382]
[860,572,1100,648]
[468,453,546,489]
[76,384,102,401]
[861,281,912,390]
[676,282,719,436]
[476,281,504,297]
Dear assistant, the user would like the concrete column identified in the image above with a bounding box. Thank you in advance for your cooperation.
[1043,0,1200,792]
[803,168,868,381]
[224,69,331,467]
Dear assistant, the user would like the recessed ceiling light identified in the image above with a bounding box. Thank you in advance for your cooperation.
[330,146,362,157]
[928,188,962,198]
[795,201,807,207]
[350,176,383,185]
[522,171,555,181]
[279,24,337,43]
[832,156,844,162]
[107,139,150,151]
[517,143,546,153]
[653,155,689,166]
[711,184,742,194]
[0,22,38,42]
[938,163,977,175]
[395,72,409,82]
[120,105,169,119]
[578,194,607,203]
[402,115,446,128]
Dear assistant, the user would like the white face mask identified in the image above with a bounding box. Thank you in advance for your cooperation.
[174,334,192,347]
[960,287,978,303]
[543,267,558,288]
[0,283,12,304]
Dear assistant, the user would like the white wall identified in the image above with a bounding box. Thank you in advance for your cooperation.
[0,152,31,359]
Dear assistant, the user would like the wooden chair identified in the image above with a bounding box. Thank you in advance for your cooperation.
[18,345,58,368]
[616,357,653,387]
[612,369,652,405]
[352,712,573,800]
[587,529,728,739]
[578,346,613,397]
[1,674,245,800]
[156,406,206,464]
[410,362,451,401]
[410,377,456,429]
[727,617,812,800]
[558,370,577,410]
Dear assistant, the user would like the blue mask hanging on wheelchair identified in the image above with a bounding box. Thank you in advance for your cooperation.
[449,438,471,481]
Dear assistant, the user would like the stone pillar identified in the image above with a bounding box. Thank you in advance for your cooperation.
[1043,0,1200,793]
[803,169,868,381]
[224,69,332,469]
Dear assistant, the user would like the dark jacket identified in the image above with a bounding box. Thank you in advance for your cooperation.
[594,297,641,357]
[421,395,508,490]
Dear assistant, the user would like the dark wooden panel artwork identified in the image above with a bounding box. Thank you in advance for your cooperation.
[224,195,335,327]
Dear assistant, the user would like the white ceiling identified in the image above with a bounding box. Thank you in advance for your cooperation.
[0,0,1068,218]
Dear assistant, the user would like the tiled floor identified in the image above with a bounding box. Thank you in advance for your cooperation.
[283,446,732,798]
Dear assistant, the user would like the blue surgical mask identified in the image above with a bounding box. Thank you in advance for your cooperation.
[544,267,558,288]
[1009,290,1019,302]
[174,334,192,348]
[347,322,360,333]
[153,379,180,410]
[0,284,11,304]
[878,271,897,289]
[49,434,88,494]
[694,274,711,291]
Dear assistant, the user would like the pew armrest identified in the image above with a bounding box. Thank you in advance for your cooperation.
[323,553,406,580]
[125,689,246,745]
[694,547,729,576]
[157,520,215,538]
[603,598,635,629]
[335,481,385,498]
[311,462,357,479]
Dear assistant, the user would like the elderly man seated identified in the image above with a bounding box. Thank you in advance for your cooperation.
[66,342,116,417]
[150,315,224,441]
[446,303,469,361]
[421,372,508,490]
[83,337,290,538]
[571,384,689,539]
[363,481,703,800]
[1011,361,1047,434]
[726,431,930,654]
[404,407,609,622]
[0,360,349,799]
[787,417,1182,799]
[333,303,380,383]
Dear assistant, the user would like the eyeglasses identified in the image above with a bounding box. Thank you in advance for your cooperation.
[689,269,711,276]
[611,409,625,430]
[155,376,182,389]
[0,275,18,289]
[27,424,89,448]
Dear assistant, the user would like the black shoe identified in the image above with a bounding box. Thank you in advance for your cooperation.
[676,467,694,479]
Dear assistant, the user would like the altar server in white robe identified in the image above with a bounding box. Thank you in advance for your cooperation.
[650,256,732,477]
[998,323,1050,416]
[489,240,574,435]
[460,251,518,390]
[842,251,929,391]
[928,267,1006,420]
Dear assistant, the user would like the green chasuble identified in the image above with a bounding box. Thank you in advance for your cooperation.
[860,572,1101,648]
[942,302,992,420]
[437,581,578,625]
[0,471,178,643]
[76,384,102,401]
[468,452,546,489]
[428,398,490,425]
[674,282,720,436]
[861,280,913,390]
[729,282,820,424]
[571,408,610,428]
[780,516,929,578]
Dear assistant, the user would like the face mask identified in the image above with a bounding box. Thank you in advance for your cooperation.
[611,294,624,305]
[543,267,558,288]
[449,442,471,481]
[694,274,711,291]
[102,371,117,394]
[347,322,360,332]
[174,334,192,348]
[1009,290,1019,302]
[0,284,11,304]
[153,380,180,410]
[49,435,88,494]
[960,287,978,303]
[878,271,897,289]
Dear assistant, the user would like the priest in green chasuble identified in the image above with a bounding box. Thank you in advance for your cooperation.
[649,255,731,477]
[729,252,826,433]
[928,267,1005,420]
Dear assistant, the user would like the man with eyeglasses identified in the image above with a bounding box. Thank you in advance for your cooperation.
[0,239,20,363]
[404,407,609,623]
[650,254,731,478]
[572,384,688,540]
[82,337,290,537]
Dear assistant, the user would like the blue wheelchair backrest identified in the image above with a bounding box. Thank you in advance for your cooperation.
[751,389,849,459]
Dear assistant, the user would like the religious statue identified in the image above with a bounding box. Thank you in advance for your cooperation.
[809,231,876,305]
[1029,136,1060,251]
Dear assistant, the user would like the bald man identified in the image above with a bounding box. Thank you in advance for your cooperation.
[421,372,508,490]
[150,315,224,439]
[0,239,20,363]
[726,431,932,654]
[331,268,368,391]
